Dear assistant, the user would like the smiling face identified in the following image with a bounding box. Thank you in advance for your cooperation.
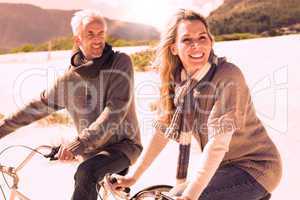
[171,20,212,75]
[75,20,106,60]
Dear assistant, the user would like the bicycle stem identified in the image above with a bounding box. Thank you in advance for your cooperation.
[0,165,19,188]
[0,145,53,190]
[15,145,52,172]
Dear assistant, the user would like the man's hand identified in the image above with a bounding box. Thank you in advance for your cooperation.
[58,145,75,162]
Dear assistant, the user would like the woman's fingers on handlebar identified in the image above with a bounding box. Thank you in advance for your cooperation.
[172,195,191,200]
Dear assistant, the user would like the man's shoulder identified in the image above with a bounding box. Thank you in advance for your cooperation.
[113,52,132,65]
[51,68,82,86]
[112,52,133,71]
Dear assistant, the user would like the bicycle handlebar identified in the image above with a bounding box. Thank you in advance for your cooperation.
[15,145,61,172]
[0,145,60,176]
[0,145,60,189]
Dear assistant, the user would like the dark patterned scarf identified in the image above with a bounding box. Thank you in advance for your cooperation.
[70,43,116,78]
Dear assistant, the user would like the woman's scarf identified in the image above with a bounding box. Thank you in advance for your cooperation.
[165,53,222,184]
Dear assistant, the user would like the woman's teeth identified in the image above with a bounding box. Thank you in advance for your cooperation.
[189,53,204,59]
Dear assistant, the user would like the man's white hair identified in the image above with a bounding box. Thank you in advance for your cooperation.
[71,9,107,36]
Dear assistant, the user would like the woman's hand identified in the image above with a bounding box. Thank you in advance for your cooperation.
[111,174,137,189]
[173,196,192,200]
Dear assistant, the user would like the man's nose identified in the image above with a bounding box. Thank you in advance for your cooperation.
[93,36,102,43]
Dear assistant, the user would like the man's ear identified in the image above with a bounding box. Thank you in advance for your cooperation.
[73,36,81,47]
[170,43,178,55]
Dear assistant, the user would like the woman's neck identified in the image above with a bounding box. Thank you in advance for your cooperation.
[181,62,211,82]
[184,64,205,78]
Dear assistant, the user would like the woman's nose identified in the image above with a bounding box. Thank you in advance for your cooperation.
[190,40,201,48]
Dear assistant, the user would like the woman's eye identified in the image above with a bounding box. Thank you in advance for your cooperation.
[199,36,207,40]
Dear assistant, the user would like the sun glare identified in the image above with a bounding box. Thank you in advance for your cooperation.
[127,0,171,30]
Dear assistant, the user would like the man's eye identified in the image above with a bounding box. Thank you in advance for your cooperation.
[182,38,191,43]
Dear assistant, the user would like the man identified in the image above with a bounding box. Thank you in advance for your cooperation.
[0,9,142,200]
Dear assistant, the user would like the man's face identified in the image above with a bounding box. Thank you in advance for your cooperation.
[76,20,106,60]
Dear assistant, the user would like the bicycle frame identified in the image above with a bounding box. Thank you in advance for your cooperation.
[1,146,174,200]
[0,145,52,200]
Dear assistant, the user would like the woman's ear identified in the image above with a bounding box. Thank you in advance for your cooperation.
[170,44,178,55]
[211,40,214,49]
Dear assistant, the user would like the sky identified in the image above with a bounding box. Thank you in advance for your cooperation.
[0,0,224,30]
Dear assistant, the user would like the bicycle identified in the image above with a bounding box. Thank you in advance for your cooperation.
[0,145,175,200]
[99,173,173,200]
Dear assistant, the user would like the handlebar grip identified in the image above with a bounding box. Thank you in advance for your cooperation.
[44,145,61,161]
[123,187,131,194]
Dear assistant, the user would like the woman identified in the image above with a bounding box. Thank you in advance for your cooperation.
[113,9,282,200]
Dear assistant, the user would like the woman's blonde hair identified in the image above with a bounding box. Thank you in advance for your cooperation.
[155,9,214,124]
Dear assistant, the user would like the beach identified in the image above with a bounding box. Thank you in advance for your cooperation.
[0,34,299,199]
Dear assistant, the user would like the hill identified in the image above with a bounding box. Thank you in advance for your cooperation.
[208,0,300,36]
[0,3,160,51]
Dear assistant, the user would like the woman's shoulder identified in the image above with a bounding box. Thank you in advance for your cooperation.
[215,59,246,82]
[217,59,243,75]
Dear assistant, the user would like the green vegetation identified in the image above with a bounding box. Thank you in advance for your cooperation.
[208,0,300,36]
[214,33,260,41]
[0,112,72,126]
[37,112,73,126]
[10,37,73,53]
[11,44,35,53]
[8,36,157,54]
[0,48,8,54]
[106,36,157,47]
[130,49,156,71]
